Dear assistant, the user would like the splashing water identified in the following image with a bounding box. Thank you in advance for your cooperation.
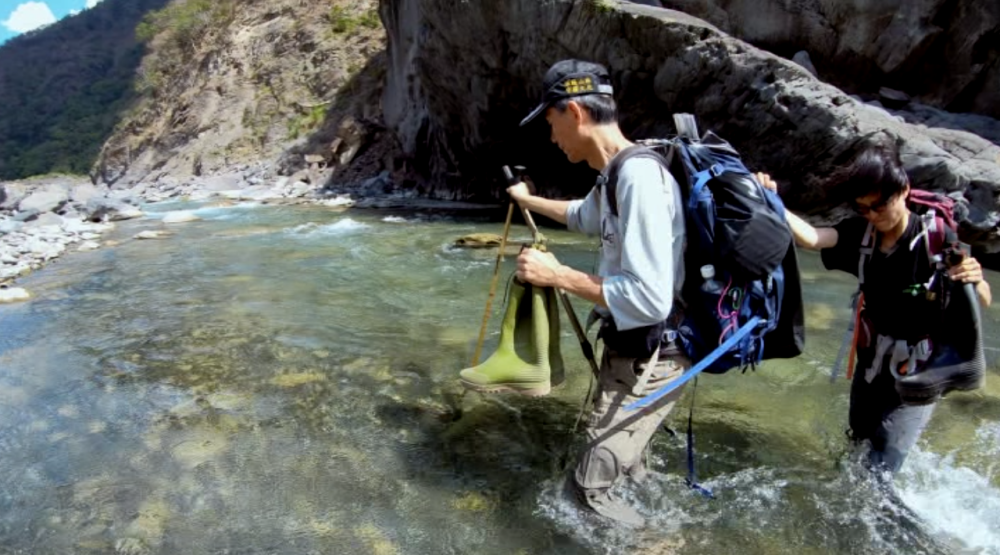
[897,425,1000,554]
[285,218,370,237]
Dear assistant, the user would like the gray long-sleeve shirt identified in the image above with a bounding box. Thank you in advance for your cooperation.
[565,156,686,331]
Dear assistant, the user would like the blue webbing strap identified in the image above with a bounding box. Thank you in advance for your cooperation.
[689,159,750,207]
[624,316,761,412]
[689,164,720,205]
[685,378,714,498]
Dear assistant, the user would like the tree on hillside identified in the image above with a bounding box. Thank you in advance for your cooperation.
[0,0,170,180]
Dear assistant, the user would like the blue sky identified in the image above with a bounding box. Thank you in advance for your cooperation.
[0,0,104,44]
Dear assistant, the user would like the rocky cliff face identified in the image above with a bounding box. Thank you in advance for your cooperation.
[94,0,387,188]
[656,0,1000,119]
[380,0,1000,251]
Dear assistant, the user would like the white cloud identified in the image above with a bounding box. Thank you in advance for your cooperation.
[2,2,57,33]
[85,0,104,8]
[70,9,80,15]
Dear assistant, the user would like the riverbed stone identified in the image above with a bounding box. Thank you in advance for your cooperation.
[0,287,30,303]
[13,209,40,222]
[134,230,173,240]
[18,187,68,213]
[0,219,22,234]
[162,211,201,224]
[84,196,144,222]
[23,212,64,229]
[70,183,104,205]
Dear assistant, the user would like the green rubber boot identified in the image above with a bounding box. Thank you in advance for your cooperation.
[545,286,565,388]
[460,279,551,396]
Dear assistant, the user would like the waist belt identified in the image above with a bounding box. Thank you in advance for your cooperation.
[589,309,683,359]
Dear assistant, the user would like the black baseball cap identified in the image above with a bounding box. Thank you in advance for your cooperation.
[519,59,615,126]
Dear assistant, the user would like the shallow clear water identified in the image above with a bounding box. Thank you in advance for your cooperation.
[1,201,998,554]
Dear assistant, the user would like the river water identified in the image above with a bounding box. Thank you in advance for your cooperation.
[1,200,998,554]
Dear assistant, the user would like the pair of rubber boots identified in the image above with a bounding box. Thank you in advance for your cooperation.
[460,278,565,396]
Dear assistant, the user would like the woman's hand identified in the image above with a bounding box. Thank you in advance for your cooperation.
[948,256,983,284]
[949,256,992,306]
[756,172,778,193]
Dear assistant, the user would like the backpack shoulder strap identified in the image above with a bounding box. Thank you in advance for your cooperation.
[857,221,875,286]
[930,215,951,257]
[908,211,955,266]
[602,145,669,217]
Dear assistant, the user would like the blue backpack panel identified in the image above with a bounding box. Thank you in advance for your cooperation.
[602,115,804,389]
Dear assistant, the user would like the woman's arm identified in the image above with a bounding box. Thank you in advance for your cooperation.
[756,173,839,250]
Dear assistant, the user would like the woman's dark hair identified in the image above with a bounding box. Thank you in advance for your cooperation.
[552,94,618,124]
[833,133,910,203]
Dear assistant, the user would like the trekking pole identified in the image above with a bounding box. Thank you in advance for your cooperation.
[518,204,546,246]
[558,291,601,379]
[519,206,601,379]
[469,166,519,366]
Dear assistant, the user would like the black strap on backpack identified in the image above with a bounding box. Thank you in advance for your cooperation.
[599,145,672,217]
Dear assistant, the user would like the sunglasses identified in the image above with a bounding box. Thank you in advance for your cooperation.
[852,194,896,216]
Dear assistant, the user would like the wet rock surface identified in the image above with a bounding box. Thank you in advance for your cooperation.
[656,0,1000,119]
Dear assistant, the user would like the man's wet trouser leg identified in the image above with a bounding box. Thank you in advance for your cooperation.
[849,359,936,474]
[571,347,690,525]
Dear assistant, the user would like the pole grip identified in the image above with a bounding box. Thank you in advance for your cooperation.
[502,165,517,186]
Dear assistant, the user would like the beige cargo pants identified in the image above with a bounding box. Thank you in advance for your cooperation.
[572,345,691,510]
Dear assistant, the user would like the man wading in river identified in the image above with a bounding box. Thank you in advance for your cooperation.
[504,59,689,526]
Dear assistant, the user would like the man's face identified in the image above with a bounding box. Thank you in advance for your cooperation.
[853,185,909,232]
[545,105,585,163]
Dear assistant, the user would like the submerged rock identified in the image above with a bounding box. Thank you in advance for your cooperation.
[270,373,327,387]
[453,233,504,248]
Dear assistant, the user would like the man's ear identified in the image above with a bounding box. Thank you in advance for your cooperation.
[566,100,586,125]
